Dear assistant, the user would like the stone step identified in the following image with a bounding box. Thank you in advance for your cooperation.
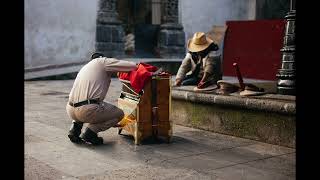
[171,85,296,148]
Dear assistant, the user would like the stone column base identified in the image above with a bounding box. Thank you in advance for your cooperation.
[95,24,125,58]
[277,77,296,95]
[158,23,186,58]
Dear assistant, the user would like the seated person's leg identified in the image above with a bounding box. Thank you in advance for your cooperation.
[181,74,201,86]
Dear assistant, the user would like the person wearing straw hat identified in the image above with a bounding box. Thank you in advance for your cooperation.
[66,52,138,145]
[175,32,220,89]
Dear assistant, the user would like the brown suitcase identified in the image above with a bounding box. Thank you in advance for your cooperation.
[117,75,172,145]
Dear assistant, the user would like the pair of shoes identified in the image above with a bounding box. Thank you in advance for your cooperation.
[68,121,84,144]
[80,128,104,145]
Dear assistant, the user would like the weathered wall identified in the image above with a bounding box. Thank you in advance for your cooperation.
[179,0,256,51]
[24,0,98,68]
[24,0,290,68]
[171,100,296,148]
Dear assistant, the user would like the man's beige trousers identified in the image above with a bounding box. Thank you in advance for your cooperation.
[66,102,124,133]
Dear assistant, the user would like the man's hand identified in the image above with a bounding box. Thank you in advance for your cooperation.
[175,78,182,86]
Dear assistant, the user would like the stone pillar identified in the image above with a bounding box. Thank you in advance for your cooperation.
[158,0,185,58]
[95,0,125,57]
[276,0,295,95]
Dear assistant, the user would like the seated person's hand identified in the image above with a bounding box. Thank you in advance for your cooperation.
[175,79,182,86]
[197,81,205,88]
[197,80,214,89]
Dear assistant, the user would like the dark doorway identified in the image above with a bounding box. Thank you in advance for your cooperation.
[255,0,290,19]
[117,0,160,58]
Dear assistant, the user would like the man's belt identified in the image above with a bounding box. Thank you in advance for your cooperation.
[69,98,100,107]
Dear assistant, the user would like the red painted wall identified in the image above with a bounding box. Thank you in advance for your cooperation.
[222,19,286,80]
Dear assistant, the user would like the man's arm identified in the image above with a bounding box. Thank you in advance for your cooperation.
[99,58,137,72]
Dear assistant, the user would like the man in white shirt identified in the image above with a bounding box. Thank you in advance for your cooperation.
[66,53,137,145]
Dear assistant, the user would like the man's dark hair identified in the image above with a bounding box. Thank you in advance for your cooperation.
[91,52,105,60]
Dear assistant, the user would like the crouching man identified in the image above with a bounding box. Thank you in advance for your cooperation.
[66,53,137,145]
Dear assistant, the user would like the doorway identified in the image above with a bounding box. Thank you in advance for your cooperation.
[117,0,161,58]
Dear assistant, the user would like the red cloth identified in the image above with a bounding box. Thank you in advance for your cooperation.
[119,63,158,93]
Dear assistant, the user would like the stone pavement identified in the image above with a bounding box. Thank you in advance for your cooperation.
[25,79,295,180]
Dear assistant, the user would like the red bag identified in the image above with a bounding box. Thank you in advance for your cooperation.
[119,63,158,93]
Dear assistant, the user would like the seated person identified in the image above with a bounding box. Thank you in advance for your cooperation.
[175,32,220,89]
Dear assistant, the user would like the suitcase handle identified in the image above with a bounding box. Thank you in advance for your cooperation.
[151,78,158,138]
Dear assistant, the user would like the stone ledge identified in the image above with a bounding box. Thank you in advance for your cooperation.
[171,84,295,148]
[172,87,296,115]
[24,60,89,73]
[170,99,296,148]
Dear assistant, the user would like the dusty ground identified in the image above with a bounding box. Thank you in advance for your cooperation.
[25,79,295,180]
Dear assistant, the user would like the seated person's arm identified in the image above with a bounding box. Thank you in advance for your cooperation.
[197,51,220,88]
[175,53,192,86]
